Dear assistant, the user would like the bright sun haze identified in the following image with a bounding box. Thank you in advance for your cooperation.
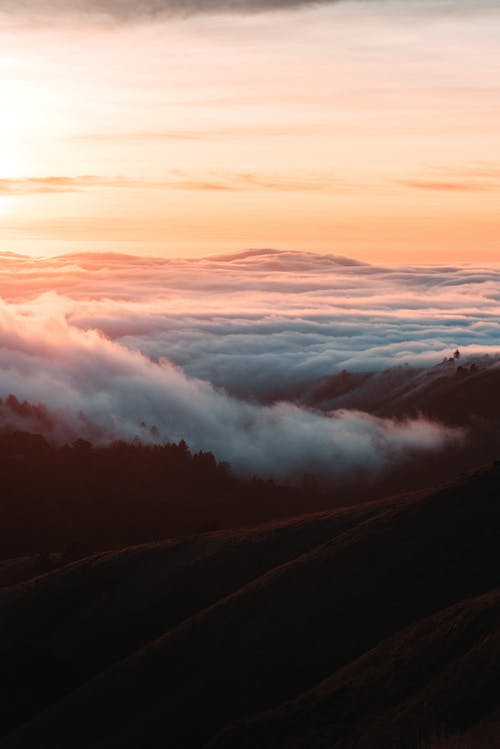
[0,0,499,261]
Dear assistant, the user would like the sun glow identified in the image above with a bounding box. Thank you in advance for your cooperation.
[0,5,498,260]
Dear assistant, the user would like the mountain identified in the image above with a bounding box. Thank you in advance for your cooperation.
[1,464,500,747]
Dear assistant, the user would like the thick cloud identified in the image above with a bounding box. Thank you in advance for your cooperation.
[1,0,492,22]
[2,0,340,21]
[0,248,491,478]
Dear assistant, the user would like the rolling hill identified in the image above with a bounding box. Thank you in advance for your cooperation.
[1,464,500,747]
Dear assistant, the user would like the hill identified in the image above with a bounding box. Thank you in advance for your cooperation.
[1,464,500,747]
[304,355,500,429]
[211,589,500,748]
[0,432,325,561]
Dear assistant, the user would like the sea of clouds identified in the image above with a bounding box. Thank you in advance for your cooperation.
[1,248,498,478]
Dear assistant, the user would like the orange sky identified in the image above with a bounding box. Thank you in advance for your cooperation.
[0,1,499,261]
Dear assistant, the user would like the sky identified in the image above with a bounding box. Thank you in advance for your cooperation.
[0,0,499,261]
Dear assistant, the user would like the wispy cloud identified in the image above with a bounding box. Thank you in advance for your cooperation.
[0,172,351,196]
[74,125,328,142]
[398,163,500,193]
[173,172,351,192]
[10,164,499,198]
[0,176,124,195]
[398,179,500,192]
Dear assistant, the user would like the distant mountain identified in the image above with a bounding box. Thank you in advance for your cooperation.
[1,464,500,747]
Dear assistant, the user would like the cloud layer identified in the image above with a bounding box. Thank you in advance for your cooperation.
[0,248,493,477]
[3,248,495,398]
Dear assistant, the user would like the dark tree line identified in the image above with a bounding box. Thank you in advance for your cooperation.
[0,431,320,562]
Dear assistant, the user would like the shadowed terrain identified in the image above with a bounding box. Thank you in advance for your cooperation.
[0,431,329,562]
[1,463,500,747]
[210,590,500,749]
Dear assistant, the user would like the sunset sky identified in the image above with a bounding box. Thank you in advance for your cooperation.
[0,0,499,261]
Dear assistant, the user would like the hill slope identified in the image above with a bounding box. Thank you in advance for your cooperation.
[211,589,500,748]
[1,466,500,748]
[0,500,386,738]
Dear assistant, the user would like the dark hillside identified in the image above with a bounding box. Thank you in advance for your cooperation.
[0,432,322,561]
[2,464,500,748]
[211,589,500,749]
[0,501,388,738]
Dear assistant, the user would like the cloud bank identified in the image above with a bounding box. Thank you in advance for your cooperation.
[0,248,493,478]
